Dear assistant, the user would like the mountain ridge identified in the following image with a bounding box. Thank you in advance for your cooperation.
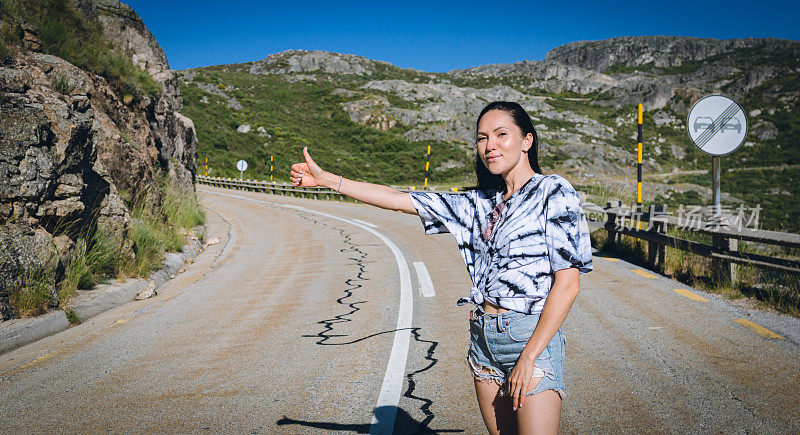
[178,35,799,231]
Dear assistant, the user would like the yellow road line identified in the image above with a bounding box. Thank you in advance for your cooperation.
[2,306,151,377]
[733,319,784,339]
[1,347,68,377]
[113,317,132,326]
[673,288,708,302]
[632,269,657,279]
[602,257,620,262]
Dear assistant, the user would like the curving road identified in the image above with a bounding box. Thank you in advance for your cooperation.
[1,185,798,433]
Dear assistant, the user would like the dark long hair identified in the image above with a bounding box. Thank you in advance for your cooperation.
[474,101,542,191]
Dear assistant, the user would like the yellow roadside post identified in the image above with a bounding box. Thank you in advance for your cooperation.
[424,144,431,189]
[637,104,643,209]
[270,155,274,182]
[636,104,644,241]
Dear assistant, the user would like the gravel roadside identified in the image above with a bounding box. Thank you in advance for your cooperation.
[0,214,225,355]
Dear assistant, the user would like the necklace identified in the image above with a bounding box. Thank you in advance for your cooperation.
[482,200,506,242]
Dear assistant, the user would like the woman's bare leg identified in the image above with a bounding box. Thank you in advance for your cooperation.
[474,378,517,435]
[514,379,561,435]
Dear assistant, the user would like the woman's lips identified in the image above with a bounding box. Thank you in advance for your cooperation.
[486,155,500,163]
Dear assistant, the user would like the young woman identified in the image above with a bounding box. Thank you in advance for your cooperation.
[289,101,593,434]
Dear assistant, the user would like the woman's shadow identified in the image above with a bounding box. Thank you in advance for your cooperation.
[276,406,464,434]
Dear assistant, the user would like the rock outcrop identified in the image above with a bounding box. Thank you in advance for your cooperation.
[249,49,398,76]
[452,36,800,111]
[545,36,762,72]
[0,0,197,319]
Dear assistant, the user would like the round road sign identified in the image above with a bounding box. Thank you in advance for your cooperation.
[686,94,747,156]
[236,159,248,172]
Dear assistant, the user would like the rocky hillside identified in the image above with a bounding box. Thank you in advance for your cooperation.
[0,0,198,319]
[180,37,799,231]
[185,38,796,173]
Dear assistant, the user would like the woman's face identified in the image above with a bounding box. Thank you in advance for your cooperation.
[476,110,532,176]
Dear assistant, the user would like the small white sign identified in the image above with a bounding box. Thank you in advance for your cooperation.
[236,160,248,171]
[686,94,747,156]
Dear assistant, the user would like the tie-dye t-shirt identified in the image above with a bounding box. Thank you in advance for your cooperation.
[409,173,593,314]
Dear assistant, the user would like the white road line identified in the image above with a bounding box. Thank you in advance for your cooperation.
[352,218,378,228]
[198,188,412,434]
[413,262,435,298]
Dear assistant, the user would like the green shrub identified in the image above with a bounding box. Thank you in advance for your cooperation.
[0,38,11,61]
[55,217,123,306]
[54,182,204,307]
[64,307,80,324]
[0,6,22,59]
[58,238,94,303]
[162,184,205,233]
[51,71,74,94]
[124,179,204,276]
[99,49,161,99]
[127,215,170,276]
[0,0,161,99]
[10,268,53,317]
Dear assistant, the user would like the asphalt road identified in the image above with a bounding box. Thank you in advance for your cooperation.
[1,185,798,433]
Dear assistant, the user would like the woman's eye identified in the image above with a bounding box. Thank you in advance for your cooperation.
[499,132,506,136]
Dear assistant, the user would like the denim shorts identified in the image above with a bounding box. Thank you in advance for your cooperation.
[467,307,566,399]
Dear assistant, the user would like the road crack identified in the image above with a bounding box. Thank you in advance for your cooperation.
[292,211,449,432]
[294,214,371,345]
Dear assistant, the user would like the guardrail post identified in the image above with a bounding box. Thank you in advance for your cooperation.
[647,204,667,272]
[604,200,621,251]
[711,233,738,286]
[730,238,739,285]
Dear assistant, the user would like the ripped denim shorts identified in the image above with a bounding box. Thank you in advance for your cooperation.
[467,307,566,399]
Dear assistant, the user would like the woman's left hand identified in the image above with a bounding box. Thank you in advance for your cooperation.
[508,353,538,411]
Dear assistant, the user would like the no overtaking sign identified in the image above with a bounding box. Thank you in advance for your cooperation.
[686,94,747,156]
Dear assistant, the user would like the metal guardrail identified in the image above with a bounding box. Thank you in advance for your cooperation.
[196,175,459,200]
[583,200,800,282]
[197,175,800,283]
[198,175,350,201]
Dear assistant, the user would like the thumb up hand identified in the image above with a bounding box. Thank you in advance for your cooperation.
[290,147,326,187]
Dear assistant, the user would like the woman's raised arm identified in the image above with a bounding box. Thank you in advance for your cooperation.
[289,147,417,215]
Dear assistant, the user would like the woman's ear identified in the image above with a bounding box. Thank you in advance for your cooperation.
[522,133,533,152]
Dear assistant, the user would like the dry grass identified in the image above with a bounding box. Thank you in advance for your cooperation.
[10,266,54,317]
[591,226,800,317]
[7,181,205,318]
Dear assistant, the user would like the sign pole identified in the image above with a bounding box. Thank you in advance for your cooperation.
[711,155,721,216]
[686,94,747,218]
[686,94,747,285]
[236,159,248,180]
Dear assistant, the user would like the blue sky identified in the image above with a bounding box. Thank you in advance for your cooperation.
[127,0,799,72]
